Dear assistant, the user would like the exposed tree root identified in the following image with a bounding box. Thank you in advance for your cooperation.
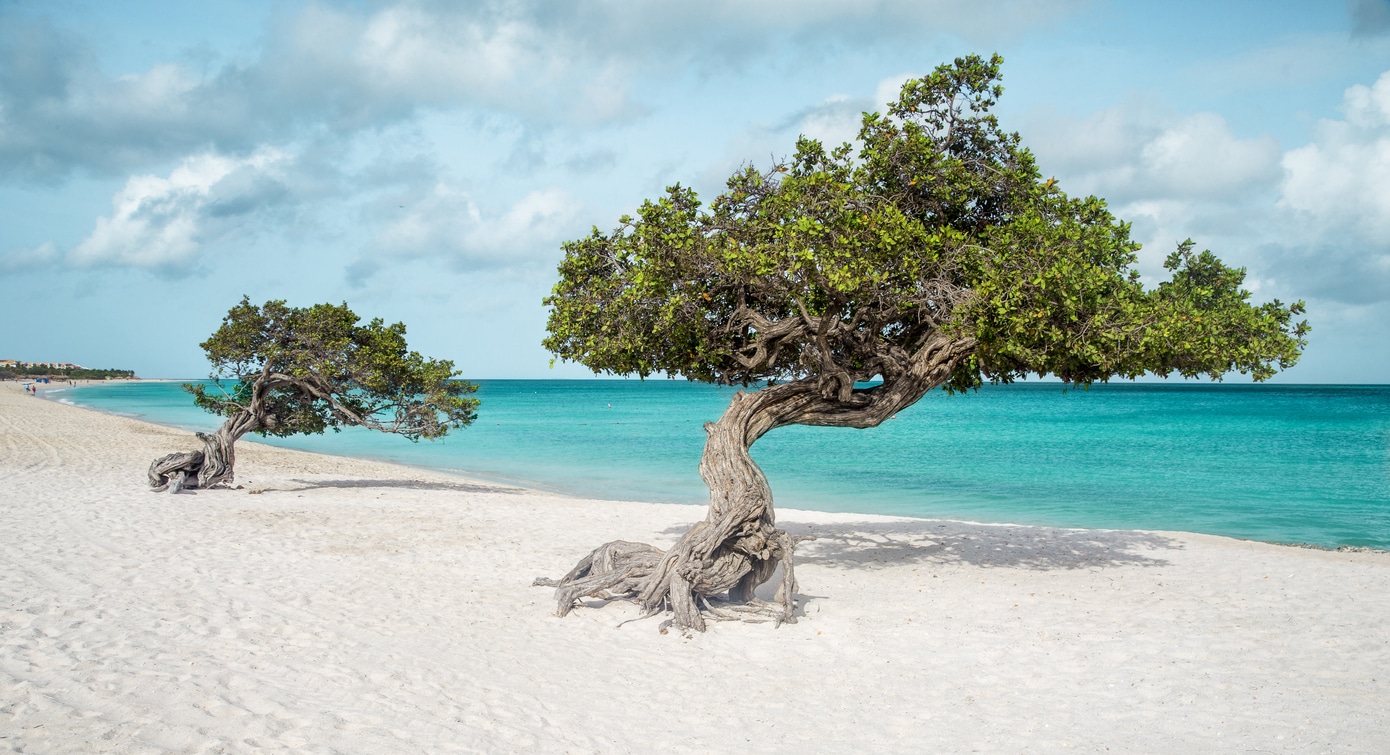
[535,529,813,633]
[533,540,665,611]
[148,425,241,493]
[148,450,204,493]
[537,334,971,632]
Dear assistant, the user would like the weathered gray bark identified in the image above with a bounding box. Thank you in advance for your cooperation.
[148,410,259,493]
[537,332,977,632]
[145,364,428,493]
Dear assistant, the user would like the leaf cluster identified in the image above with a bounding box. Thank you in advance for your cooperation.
[544,54,1307,389]
[187,297,478,440]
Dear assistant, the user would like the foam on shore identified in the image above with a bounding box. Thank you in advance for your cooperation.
[2,381,1387,751]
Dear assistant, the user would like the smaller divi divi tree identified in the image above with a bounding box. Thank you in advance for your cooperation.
[538,55,1309,633]
[148,297,478,493]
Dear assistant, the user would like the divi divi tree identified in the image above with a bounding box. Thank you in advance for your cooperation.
[539,55,1307,632]
[148,297,478,493]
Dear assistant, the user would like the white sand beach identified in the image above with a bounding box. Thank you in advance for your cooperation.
[2,381,1387,753]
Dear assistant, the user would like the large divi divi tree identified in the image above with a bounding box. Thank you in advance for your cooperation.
[148,297,479,493]
[539,55,1308,632]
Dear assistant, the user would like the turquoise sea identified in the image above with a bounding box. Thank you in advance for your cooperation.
[51,380,1390,549]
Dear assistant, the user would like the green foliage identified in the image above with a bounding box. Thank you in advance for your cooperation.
[188,297,478,440]
[545,54,1307,388]
[0,366,135,380]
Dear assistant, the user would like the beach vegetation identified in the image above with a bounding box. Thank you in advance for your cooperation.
[148,297,478,493]
[0,365,135,380]
[538,54,1309,632]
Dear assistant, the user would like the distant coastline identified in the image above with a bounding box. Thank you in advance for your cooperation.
[0,360,137,381]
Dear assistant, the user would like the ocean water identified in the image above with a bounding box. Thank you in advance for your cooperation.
[51,380,1390,549]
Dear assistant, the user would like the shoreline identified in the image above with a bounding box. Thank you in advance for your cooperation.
[3,379,1388,750]
[43,379,1390,554]
[39,381,635,504]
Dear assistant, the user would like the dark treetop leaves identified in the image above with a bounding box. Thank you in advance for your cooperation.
[187,297,478,440]
[544,54,1307,390]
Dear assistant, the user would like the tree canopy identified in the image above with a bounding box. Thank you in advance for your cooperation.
[544,54,1307,396]
[188,297,478,439]
[149,297,476,493]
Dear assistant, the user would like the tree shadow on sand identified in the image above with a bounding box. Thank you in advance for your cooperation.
[660,518,1179,572]
[281,478,521,495]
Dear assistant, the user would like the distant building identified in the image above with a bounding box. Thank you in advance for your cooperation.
[3,361,85,370]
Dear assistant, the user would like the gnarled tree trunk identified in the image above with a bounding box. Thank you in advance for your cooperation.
[537,333,977,632]
[148,410,260,493]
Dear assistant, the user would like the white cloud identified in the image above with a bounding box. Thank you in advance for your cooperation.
[0,241,58,271]
[357,6,534,93]
[1343,69,1390,126]
[873,72,917,113]
[111,63,201,116]
[0,0,1090,180]
[796,95,871,150]
[1019,100,1284,281]
[371,182,476,258]
[68,149,291,268]
[1269,70,1390,303]
[370,184,583,270]
[1138,114,1282,198]
[268,2,633,124]
[697,78,905,190]
[1024,70,1390,307]
[1280,70,1390,242]
[470,188,584,254]
[1024,101,1281,204]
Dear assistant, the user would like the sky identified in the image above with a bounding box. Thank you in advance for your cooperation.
[1,0,1388,382]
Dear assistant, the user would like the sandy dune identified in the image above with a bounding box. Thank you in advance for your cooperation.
[1,381,1387,753]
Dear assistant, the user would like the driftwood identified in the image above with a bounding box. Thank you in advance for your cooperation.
[537,333,974,632]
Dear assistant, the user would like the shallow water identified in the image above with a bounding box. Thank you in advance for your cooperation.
[56,380,1390,549]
